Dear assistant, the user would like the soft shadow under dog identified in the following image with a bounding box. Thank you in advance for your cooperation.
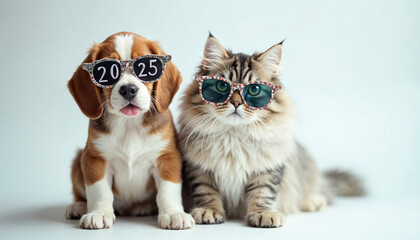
[0,205,159,229]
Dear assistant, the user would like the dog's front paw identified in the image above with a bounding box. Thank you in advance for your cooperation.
[80,211,115,229]
[246,211,284,228]
[158,212,194,230]
[65,201,87,219]
[191,207,225,224]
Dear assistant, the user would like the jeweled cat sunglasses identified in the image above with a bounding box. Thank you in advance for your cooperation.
[195,76,282,110]
[82,55,171,88]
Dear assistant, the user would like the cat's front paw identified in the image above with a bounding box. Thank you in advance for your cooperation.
[158,212,194,230]
[191,207,225,224]
[79,211,115,229]
[246,211,284,228]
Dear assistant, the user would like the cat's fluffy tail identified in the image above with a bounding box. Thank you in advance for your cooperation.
[322,169,366,199]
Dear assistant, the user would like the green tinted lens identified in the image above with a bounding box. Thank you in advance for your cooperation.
[243,84,272,108]
[201,79,231,103]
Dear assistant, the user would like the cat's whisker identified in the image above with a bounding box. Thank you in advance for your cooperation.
[195,117,216,153]
[239,122,254,145]
[182,115,214,151]
[182,104,207,114]
[253,119,269,154]
[180,112,209,134]
[207,117,220,150]
[181,114,211,142]
[249,122,258,152]
[180,114,209,139]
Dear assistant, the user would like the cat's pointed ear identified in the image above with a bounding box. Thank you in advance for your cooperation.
[202,33,228,69]
[257,40,284,75]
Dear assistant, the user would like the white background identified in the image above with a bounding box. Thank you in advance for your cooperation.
[0,0,419,239]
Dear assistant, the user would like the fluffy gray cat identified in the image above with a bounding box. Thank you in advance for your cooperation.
[179,34,364,228]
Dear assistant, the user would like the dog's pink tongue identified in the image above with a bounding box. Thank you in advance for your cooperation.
[121,105,141,116]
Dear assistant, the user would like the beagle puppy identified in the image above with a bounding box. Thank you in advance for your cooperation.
[65,32,194,230]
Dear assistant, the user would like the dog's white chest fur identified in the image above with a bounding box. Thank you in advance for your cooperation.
[93,118,168,205]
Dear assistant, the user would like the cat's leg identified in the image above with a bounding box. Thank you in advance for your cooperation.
[186,164,225,224]
[295,143,328,212]
[301,194,327,212]
[245,166,285,228]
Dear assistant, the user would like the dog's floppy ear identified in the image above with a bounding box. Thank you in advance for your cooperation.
[153,61,182,113]
[68,44,103,120]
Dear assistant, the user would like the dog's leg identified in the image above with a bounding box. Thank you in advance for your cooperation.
[153,147,194,230]
[79,152,115,229]
[130,199,158,216]
[152,132,194,230]
[80,176,115,229]
[66,149,87,219]
[153,175,195,230]
[65,201,87,219]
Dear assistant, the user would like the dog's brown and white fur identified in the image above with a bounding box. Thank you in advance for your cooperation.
[65,32,194,230]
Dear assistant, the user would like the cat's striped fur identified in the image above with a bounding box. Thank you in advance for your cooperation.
[179,34,364,228]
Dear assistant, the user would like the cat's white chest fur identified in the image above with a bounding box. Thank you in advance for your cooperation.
[212,132,253,211]
[189,127,286,215]
[214,166,248,215]
[93,118,168,206]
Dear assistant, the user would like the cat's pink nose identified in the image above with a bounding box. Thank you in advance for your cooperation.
[231,101,241,108]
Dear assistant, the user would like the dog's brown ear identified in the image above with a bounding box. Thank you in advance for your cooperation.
[153,61,182,113]
[68,44,103,120]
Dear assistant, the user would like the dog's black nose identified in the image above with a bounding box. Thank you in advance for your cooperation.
[119,84,138,101]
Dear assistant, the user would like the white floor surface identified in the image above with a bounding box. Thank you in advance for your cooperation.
[0,196,418,240]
